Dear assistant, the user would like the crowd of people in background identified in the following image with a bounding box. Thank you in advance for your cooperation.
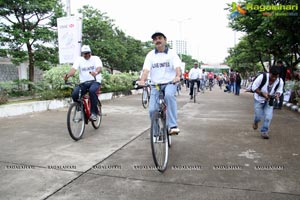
[182,66,243,97]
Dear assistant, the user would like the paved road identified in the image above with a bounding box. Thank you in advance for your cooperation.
[1,86,299,200]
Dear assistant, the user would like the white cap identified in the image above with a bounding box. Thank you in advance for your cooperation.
[81,45,91,53]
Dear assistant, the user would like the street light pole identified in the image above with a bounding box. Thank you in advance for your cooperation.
[66,0,71,16]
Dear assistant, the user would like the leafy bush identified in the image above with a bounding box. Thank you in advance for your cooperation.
[0,79,34,97]
[0,64,139,104]
[101,71,138,93]
[43,64,79,90]
[43,65,138,93]
[38,89,70,100]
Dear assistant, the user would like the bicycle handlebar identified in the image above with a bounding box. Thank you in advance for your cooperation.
[136,80,179,87]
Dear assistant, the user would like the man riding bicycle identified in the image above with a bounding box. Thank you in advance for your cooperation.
[138,32,182,135]
[188,62,201,99]
[64,45,103,121]
[207,70,214,88]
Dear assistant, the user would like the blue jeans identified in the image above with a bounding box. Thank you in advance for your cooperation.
[200,79,205,91]
[72,81,101,115]
[229,82,234,93]
[149,84,178,129]
[253,99,274,133]
[233,82,236,93]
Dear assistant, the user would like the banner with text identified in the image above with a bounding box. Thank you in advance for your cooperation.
[57,16,82,64]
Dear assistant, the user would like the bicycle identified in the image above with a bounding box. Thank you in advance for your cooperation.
[150,82,178,172]
[65,80,102,141]
[137,80,179,172]
[208,79,214,91]
[190,79,198,103]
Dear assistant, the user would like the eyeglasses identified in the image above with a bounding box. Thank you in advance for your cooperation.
[83,52,91,55]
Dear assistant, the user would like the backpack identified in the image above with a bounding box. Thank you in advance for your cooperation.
[246,73,280,93]
[229,72,235,82]
[236,74,241,84]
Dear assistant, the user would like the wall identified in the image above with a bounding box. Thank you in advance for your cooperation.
[0,57,43,82]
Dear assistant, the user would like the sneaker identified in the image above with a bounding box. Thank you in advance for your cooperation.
[261,132,269,139]
[252,122,258,130]
[190,96,193,100]
[90,114,97,121]
[169,127,180,135]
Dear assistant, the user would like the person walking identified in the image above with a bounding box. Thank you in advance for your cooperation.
[138,32,181,135]
[235,71,242,95]
[229,69,236,93]
[252,65,284,139]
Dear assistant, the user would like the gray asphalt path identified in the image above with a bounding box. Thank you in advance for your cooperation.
[0,86,299,200]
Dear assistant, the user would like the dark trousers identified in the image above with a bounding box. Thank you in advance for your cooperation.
[235,84,241,95]
[189,79,199,96]
[72,81,101,115]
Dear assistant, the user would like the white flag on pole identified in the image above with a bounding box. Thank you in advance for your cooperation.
[57,16,82,64]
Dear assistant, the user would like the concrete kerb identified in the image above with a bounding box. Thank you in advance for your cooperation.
[0,89,143,118]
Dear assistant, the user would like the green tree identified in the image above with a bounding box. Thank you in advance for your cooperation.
[225,36,262,75]
[78,5,145,73]
[227,0,300,76]
[0,0,64,86]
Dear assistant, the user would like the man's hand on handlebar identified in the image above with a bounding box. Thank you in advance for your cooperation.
[137,80,146,87]
[89,71,98,77]
[64,74,69,81]
[173,76,181,83]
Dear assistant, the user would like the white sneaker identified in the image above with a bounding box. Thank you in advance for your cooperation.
[90,114,97,121]
[169,127,180,135]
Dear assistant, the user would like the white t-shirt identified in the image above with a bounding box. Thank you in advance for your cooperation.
[72,56,103,83]
[252,73,284,103]
[189,68,201,80]
[143,48,181,84]
[202,71,207,80]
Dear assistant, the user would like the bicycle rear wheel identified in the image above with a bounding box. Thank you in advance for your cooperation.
[142,87,149,109]
[67,102,85,141]
[92,100,102,129]
[150,111,169,172]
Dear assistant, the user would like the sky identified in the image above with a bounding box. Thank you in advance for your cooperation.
[67,0,244,64]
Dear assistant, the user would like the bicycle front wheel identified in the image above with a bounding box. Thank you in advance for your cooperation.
[92,100,102,129]
[142,87,149,109]
[67,102,85,141]
[150,111,169,172]
[193,87,197,103]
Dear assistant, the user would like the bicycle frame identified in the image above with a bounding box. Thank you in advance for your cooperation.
[82,87,101,123]
[73,82,101,124]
